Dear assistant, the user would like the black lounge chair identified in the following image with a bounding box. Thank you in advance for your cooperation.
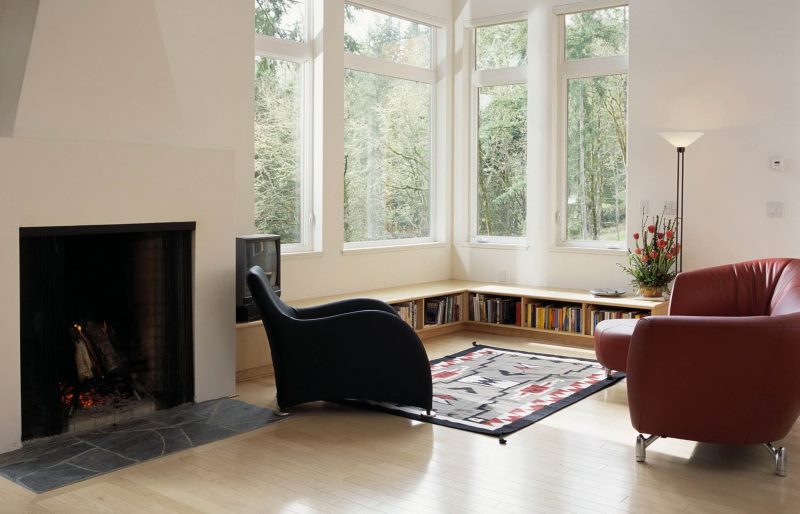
[246,266,433,413]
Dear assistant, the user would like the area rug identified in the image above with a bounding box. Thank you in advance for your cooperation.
[350,343,624,437]
[0,398,282,493]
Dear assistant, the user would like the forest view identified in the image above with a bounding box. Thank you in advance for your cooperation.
[254,2,628,246]
[254,0,305,243]
[475,21,528,237]
[565,6,629,242]
[343,5,433,242]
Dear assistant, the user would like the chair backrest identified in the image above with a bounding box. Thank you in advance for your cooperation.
[246,265,298,329]
[770,259,800,316]
[670,258,794,317]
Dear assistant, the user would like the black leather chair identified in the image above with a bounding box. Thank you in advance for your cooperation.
[246,266,433,413]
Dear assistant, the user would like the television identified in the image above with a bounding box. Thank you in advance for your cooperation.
[236,234,280,322]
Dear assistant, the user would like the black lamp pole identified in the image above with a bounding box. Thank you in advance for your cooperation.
[676,147,685,273]
[661,131,702,275]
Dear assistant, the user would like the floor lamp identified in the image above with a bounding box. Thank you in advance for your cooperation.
[659,131,704,273]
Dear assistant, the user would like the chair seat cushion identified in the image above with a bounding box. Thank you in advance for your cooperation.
[594,318,638,373]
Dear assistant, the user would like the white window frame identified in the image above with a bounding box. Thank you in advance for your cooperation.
[555,1,629,250]
[342,1,441,250]
[254,1,316,253]
[468,18,529,245]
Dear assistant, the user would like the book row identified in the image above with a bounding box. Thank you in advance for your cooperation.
[425,295,463,326]
[391,301,417,328]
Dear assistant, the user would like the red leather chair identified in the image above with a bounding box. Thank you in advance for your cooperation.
[626,258,800,476]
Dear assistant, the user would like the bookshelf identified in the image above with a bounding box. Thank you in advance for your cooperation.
[236,280,668,379]
[284,281,667,346]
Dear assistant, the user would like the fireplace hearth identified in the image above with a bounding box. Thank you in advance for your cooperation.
[19,223,195,440]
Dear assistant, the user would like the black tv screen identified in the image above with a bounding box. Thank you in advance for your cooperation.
[236,234,280,322]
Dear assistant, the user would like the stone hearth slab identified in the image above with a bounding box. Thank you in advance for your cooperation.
[0,398,281,493]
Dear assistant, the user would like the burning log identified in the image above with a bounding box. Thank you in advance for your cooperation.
[69,325,95,382]
[85,321,121,373]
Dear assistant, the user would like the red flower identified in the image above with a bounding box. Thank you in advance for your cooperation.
[650,250,658,259]
[641,255,649,263]
[657,240,667,249]
[657,232,665,239]
[634,247,642,255]
[647,225,656,233]
[666,230,674,239]
[633,232,640,240]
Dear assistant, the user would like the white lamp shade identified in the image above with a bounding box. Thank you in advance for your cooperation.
[659,131,704,148]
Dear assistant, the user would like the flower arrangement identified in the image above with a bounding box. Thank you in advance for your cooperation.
[618,213,679,297]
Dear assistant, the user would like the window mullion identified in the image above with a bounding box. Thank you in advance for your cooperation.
[562,55,628,79]
[472,66,528,88]
[255,35,312,62]
[344,53,435,84]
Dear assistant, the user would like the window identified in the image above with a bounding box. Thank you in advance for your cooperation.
[471,20,528,241]
[343,4,436,246]
[558,4,629,247]
[254,1,313,250]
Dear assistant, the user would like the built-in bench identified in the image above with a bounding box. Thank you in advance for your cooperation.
[235,280,668,381]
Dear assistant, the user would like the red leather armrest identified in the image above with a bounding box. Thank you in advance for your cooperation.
[627,315,800,444]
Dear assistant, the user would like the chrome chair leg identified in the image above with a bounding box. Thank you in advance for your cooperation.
[636,434,660,463]
[274,409,291,417]
[764,443,787,477]
[605,367,613,379]
[423,409,436,418]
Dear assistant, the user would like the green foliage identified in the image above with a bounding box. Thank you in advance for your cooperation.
[255,0,304,41]
[254,57,302,243]
[565,7,628,60]
[476,22,527,70]
[343,10,433,242]
[344,71,431,242]
[344,4,431,68]
[477,85,528,237]
[565,7,628,242]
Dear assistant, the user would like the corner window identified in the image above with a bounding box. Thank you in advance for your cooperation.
[559,4,628,247]
[254,1,314,251]
[343,3,437,247]
[471,20,528,242]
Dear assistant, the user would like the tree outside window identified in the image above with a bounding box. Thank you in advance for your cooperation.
[563,6,629,244]
[343,4,435,244]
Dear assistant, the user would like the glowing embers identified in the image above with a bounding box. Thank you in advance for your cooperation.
[59,321,154,432]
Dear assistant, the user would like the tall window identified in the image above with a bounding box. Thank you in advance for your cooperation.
[472,21,528,241]
[559,4,628,246]
[254,1,313,250]
[343,4,436,246]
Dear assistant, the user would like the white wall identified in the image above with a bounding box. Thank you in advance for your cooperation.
[628,0,800,271]
[0,0,248,452]
[271,0,455,302]
[452,0,800,291]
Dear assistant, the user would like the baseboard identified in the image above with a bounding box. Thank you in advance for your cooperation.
[236,365,273,382]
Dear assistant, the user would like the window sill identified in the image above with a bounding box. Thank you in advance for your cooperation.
[456,241,529,251]
[281,249,324,260]
[550,245,627,257]
[341,241,447,256]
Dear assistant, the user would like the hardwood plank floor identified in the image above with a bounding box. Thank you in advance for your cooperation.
[3,330,799,513]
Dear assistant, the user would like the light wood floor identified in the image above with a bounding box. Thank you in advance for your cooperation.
[3,331,800,513]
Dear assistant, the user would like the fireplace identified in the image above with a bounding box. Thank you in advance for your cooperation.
[19,223,195,440]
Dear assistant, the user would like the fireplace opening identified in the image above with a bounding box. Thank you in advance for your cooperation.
[20,223,195,440]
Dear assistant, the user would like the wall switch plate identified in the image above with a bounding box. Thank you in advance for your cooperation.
[767,201,785,218]
[499,270,507,283]
[664,200,677,216]
[770,157,785,172]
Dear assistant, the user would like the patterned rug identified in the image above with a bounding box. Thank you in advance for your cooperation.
[351,343,624,437]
